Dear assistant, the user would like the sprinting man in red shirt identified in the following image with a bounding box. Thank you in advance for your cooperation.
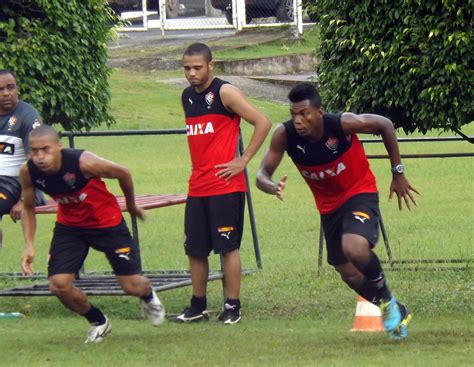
[256,83,419,339]
[171,43,271,324]
[20,125,165,343]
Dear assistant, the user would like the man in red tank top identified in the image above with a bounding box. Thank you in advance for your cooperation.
[171,43,271,324]
[256,83,420,340]
[19,125,165,343]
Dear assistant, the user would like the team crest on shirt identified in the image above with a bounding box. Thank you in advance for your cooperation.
[325,136,339,151]
[62,172,76,186]
[7,115,17,130]
[205,91,215,108]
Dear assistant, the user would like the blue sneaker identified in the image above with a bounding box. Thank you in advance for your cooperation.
[390,303,412,340]
[378,297,402,332]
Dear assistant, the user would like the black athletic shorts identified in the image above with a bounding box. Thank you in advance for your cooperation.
[48,219,142,277]
[0,176,21,217]
[184,192,245,257]
[0,175,47,219]
[321,193,380,266]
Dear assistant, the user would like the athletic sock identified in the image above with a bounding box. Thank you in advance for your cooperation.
[141,289,154,303]
[359,252,392,303]
[224,298,241,311]
[83,304,106,325]
[355,277,386,304]
[191,295,207,311]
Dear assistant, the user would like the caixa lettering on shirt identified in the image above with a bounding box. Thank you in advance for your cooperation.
[186,122,214,136]
[55,192,87,204]
[300,162,346,181]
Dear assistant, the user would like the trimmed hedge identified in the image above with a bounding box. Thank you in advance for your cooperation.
[0,0,118,130]
[310,0,473,133]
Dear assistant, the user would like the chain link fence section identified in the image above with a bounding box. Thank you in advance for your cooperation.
[110,0,314,33]
[156,0,231,30]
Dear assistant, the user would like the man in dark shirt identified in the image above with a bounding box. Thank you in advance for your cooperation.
[0,69,44,248]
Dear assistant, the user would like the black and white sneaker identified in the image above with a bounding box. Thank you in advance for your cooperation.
[169,307,208,323]
[218,303,241,325]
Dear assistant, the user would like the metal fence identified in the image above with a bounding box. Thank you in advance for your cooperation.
[110,0,312,33]
[59,130,474,272]
[0,130,472,297]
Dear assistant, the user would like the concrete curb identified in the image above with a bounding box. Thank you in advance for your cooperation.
[214,53,318,76]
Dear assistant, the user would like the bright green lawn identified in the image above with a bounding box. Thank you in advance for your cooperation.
[0,316,472,367]
[213,27,321,61]
[0,69,472,366]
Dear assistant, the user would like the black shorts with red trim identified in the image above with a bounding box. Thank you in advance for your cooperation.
[184,192,245,257]
[321,193,380,266]
[48,219,142,277]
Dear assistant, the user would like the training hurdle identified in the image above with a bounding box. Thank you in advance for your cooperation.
[36,194,187,247]
[0,193,191,296]
[0,129,262,296]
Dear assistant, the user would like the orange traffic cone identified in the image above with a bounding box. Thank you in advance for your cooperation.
[350,296,384,332]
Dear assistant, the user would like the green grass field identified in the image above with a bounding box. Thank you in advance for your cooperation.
[0,68,472,366]
[212,27,321,61]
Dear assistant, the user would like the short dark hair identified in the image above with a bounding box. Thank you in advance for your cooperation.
[183,43,212,62]
[29,124,59,142]
[288,83,322,108]
[0,69,17,83]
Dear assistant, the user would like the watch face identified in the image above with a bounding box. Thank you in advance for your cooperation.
[393,165,404,174]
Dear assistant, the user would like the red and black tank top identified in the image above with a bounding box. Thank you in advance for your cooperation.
[27,149,122,228]
[284,113,378,214]
[182,78,247,197]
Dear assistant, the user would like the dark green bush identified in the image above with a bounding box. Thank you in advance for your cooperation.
[0,0,118,130]
[308,0,473,133]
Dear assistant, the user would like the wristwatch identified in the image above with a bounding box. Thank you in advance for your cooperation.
[391,164,405,174]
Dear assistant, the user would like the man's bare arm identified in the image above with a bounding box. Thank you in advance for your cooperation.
[19,164,37,275]
[341,113,420,210]
[256,124,288,201]
[215,84,272,180]
[80,152,145,220]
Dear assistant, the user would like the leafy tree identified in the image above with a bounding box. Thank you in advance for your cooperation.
[0,0,118,130]
[308,0,473,133]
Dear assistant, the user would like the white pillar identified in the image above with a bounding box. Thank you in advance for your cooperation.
[159,0,166,35]
[236,0,245,31]
[296,0,303,35]
[142,0,148,30]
